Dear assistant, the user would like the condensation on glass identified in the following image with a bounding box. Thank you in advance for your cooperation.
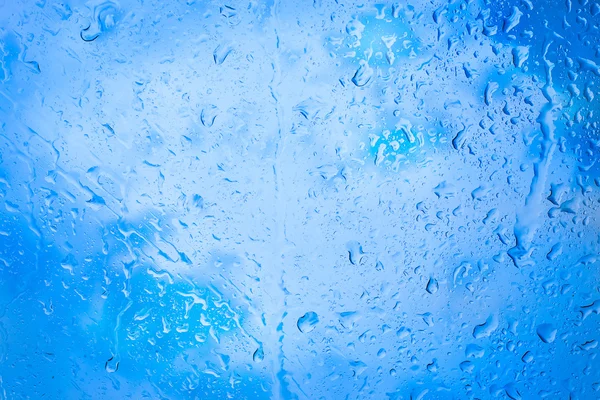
[0,0,599,399]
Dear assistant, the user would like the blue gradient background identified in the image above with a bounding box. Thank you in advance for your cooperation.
[0,0,599,399]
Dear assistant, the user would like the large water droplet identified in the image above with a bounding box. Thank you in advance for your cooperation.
[80,1,120,42]
[105,356,119,373]
[473,314,499,339]
[252,346,264,363]
[536,323,557,344]
[200,105,219,127]
[213,43,233,65]
[297,312,319,333]
[351,60,373,87]
[521,351,534,363]
[346,241,364,265]
[426,278,439,294]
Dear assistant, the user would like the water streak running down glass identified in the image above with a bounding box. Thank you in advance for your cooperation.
[0,0,599,399]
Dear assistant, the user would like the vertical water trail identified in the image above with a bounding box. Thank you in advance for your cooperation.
[508,37,560,268]
[266,1,296,398]
[106,299,132,373]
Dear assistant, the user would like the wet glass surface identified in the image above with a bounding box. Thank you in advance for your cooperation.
[1,0,600,398]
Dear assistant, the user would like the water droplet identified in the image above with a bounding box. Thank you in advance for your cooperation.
[351,60,373,87]
[503,6,523,33]
[345,18,365,38]
[427,359,438,372]
[465,344,485,358]
[536,323,557,344]
[473,314,499,339]
[452,124,472,150]
[105,356,119,373]
[220,5,236,18]
[521,351,534,363]
[504,382,522,400]
[434,181,456,199]
[297,312,319,333]
[293,97,328,120]
[213,43,233,65]
[546,242,563,261]
[426,278,438,294]
[512,46,529,68]
[460,360,474,373]
[484,82,499,106]
[252,346,264,363]
[346,241,364,265]
[200,105,219,127]
[80,1,120,42]
[338,311,361,329]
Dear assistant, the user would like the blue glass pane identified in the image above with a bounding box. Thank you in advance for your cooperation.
[0,0,599,398]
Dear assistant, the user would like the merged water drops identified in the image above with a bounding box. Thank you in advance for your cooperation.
[80,1,121,42]
[472,314,499,339]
